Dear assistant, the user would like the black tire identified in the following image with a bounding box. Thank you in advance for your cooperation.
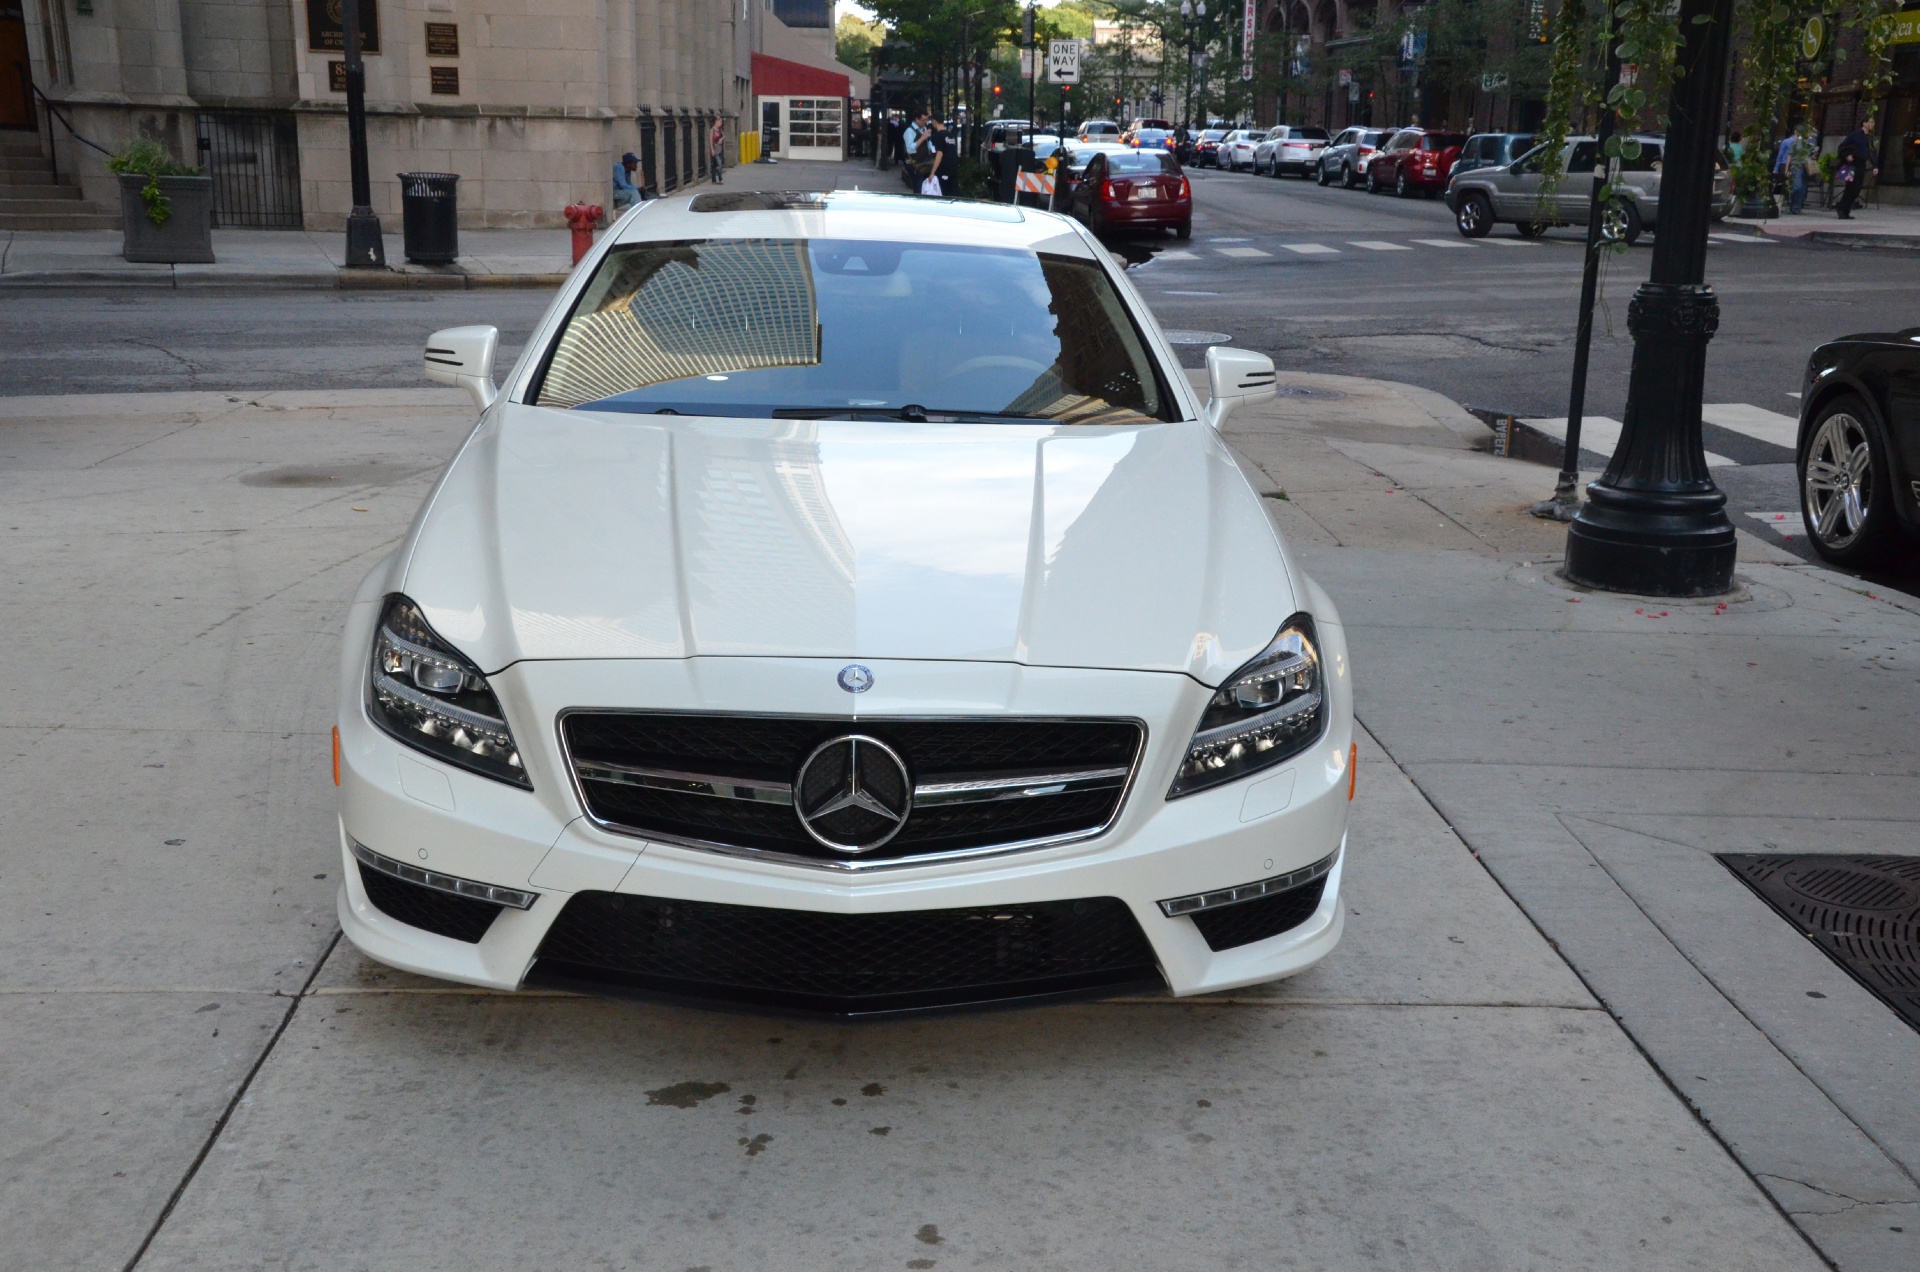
[1800,395,1899,565]
[1614,201,1645,246]
[1395,168,1411,197]
[1365,167,1380,194]
[1456,191,1493,238]
[1515,219,1545,238]
[1341,163,1359,189]
[1316,163,1332,187]
[1175,221,1192,240]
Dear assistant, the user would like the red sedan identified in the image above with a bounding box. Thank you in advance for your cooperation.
[1364,128,1468,197]
[1065,149,1192,239]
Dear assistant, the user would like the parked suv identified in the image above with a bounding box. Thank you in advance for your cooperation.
[1079,120,1122,141]
[1253,125,1331,177]
[1316,127,1394,188]
[1445,135,1735,243]
[1364,128,1467,197]
[1452,132,1536,177]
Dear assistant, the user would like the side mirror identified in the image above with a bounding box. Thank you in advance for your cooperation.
[424,326,500,412]
[1202,346,1277,429]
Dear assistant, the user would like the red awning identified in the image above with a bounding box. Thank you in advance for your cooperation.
[752,53,851,99]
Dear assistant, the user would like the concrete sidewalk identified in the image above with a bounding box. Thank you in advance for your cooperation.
[1224,374,1920,1271]
[0,159,884,291]
[1730,194,1920,250]
[0,381,1840,1269]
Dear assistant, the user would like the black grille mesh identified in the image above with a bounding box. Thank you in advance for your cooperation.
[563,713,1142,862]
[358,861,503,943]
[1188,876,1329,951]
[530,892,1163,1016]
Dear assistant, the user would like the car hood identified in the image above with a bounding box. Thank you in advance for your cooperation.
[398,408,1297,685]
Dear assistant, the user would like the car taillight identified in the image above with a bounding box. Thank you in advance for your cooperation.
[1175,177,1191,198]
[1101,179,1120,199]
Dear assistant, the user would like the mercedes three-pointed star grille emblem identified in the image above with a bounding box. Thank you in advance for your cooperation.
[793,734,912,854]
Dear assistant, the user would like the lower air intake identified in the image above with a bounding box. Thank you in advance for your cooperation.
[358,861,503,943]
[528,893,1163,1018]
[1188,875,1330,952]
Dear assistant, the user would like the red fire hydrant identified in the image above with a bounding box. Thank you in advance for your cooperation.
[563,203,603,265]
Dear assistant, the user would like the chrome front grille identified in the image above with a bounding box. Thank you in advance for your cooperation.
[560,713,1145,869]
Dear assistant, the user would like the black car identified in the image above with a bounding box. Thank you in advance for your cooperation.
[1798,328,1920,564]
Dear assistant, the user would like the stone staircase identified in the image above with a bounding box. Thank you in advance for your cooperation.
[0,130,120,231]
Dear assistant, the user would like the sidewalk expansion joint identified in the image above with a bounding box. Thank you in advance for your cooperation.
[120,929,342,1272]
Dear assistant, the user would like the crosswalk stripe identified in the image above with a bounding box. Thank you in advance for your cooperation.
[1709,234,1777,244]
[1215,246,1272,258]
[1279,243,1340,255]
[1411,237,1475,248]
[1482,238,1541,247]
[1157,250,1199,260]
[1347,240,1413,251]
[1701,403,1799,449]
[1520,415,1738,467]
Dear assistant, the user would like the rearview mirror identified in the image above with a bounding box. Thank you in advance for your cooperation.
[1203,346,1277,429]
[423,326,500,412]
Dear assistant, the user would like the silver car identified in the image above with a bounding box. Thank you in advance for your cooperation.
[1445,135,1735,244]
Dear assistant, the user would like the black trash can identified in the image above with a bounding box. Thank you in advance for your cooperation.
[398,172,460,265]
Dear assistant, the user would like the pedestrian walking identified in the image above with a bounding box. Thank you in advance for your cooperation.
[709,119,726,184]
[1834,117,1877,220]
[612,151,642,210]
[1773,131,1809,215]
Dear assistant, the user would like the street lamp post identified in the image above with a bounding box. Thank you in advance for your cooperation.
[1181,0,1206,129]
[340,0,384,268]
[1563,0,1738,597]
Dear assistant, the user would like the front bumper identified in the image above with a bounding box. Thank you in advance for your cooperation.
[335,604,1353,1014]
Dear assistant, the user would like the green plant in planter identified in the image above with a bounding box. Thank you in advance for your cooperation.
[106,139,200,227]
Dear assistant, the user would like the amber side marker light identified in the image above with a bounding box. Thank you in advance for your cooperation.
[332,726,341,787]
[1348,743,1357,801]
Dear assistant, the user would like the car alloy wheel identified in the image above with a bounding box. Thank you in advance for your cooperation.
[1456,192,1492,238]
[1395,169,1410,197]
[1801,401,1893,562]
[1364,168,1378,193]
[1342,164,1358,189]
[1316,163,1332,186]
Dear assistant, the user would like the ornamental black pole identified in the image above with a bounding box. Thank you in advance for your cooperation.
[341,0,386,268]
[1563,0,1736,596]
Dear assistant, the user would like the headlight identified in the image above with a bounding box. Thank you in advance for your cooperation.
[366,595,531,789]
[1168,615,1325,798]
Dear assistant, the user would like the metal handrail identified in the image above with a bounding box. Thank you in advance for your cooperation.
[30,84,114,186]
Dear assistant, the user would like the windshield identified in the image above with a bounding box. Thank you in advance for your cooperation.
[1107,151,1179,174]
[530,239,1173,425]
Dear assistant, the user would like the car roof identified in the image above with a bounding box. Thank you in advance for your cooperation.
[612,191,1097,256]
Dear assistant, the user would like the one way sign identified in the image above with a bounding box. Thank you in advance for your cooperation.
[1047,39,1081,84]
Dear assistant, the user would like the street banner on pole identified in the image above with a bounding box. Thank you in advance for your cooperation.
[1047,39,1081,84]
[1241,0,1255,81]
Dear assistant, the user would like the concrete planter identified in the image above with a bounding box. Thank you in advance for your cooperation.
[118,174,215,264]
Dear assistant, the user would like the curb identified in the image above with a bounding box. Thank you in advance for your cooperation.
[0,268,569,291]
[1798,229,1920,252]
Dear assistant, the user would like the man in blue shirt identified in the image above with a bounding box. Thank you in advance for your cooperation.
[1773,132,1808,214]
[612,152,642,210]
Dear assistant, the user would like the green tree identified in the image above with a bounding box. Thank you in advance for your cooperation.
[837,13,886,74]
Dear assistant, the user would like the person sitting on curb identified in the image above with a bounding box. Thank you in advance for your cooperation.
[612,152,643,211]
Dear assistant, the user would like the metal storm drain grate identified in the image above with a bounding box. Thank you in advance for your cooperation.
[1719,854,1920,1031]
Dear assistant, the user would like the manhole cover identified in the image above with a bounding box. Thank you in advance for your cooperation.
[1163,330,1233,345]
[1720,854,1920,1029]
[1273,385,1345,400]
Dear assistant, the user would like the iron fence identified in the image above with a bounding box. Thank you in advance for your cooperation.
[194,110,302,228]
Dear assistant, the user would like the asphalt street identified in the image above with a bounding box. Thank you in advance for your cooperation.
[1,168,1913,587]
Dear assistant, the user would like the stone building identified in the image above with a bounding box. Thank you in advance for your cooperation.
[6,0,766,228]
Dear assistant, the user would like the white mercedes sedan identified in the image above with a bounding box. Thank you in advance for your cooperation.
[335,190,1353,1018]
